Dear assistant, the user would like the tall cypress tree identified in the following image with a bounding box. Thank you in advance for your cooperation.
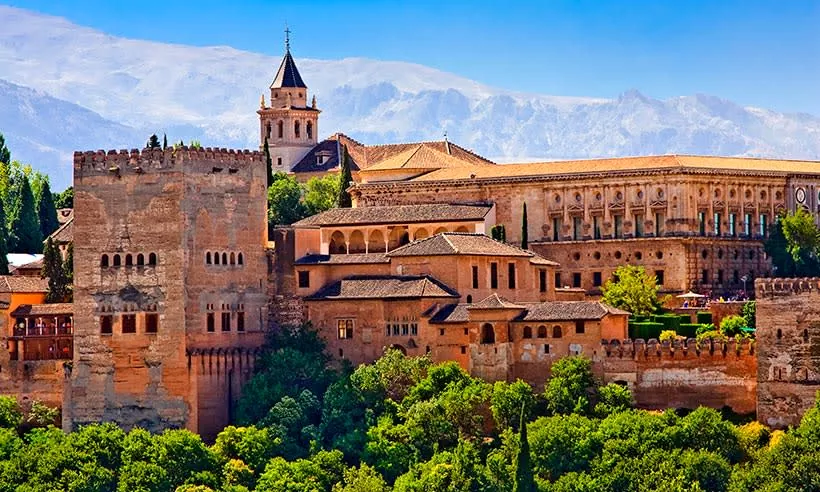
[514,405,536,492]
[263,137,274,188]
[42,237,68,302]
[36,180,59,239]
[162,133,168,150]
[0,132,10,165]
[9,174,42,254]
[337,144,353,208]
[63,242,73,302]
[521,202,529,250]
[0,199,8,275]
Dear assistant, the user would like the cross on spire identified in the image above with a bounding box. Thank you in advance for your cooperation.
[285,24,291,51]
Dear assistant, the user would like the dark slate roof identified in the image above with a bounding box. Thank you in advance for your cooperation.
[388,233,557,265]
[0,276,48,293]
[293,204,493,227]
[306,275,459,300]
[291,139,363,174]
[429,303,470,324]
[514,302,630,322]
[11,303,73,316]
[270,50,307,88]
[294,253,390,265]
[467,293,524,310]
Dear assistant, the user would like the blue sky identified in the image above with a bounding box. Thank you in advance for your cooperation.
[7,0,820,114]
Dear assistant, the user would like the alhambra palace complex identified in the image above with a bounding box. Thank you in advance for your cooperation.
[1,41,820,439]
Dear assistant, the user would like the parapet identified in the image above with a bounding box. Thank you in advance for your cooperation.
[73,147,265,177]
[755,277,820,298]
[601,337,755,360]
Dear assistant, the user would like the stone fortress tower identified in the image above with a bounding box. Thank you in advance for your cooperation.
[257,28,321,172]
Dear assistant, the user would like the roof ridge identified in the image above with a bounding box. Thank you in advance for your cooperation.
[441,233,458,253]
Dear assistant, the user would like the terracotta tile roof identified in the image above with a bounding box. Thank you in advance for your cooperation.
[361,144,483,173]
[294,253,390,265]
[428,303,470,324]
[14,258,44,271]
[293,204,493,227]
[306,275,459,300]
[406,155,820,182]
[0,276,48,293]
[49,217,73,244]
[514,301,630,322]
[388,233,558,265]
[467,293,524,310]
[11,303,73,316]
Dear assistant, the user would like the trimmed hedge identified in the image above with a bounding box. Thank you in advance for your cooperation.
[678,323,701,338]
[696,312,713,325]
[653,314,682,333]
[629,321,664,340]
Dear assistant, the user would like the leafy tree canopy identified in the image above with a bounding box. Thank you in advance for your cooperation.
[601,264,664,316]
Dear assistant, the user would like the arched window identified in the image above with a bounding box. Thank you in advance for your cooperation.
[294,121,301,138]
[329,231,347,254]
[523,326,533,339]
[230,252,236,265]
[137,254,145,266]
[266,122,272,139]
[238,253,244,265]
[101,255,109,268]
[306,121,313,140]
[481,323,495,344]
[552,325,562,338]
[113,255,121,267]
[466,295,473,303]
[277,120,284,138]
[221,253,228,265]
[537,326,547,338]
[148,253,157,266]
[776,328,782,340]
[206,252,211,265]
[804,329,810,342]
[214,252,220,265]
[125,254,133,267]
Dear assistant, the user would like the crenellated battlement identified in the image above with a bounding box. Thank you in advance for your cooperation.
[601,337,755,360]
[755,277,820,298]
[73,147,265,176]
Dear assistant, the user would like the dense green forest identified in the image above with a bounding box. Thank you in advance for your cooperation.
[0,325,818,491]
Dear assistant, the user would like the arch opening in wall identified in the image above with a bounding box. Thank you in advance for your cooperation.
[266,122,272,140]
[149,253,157,266]
[137,254,145,266]
[277,120,284,138]
[776,328,782,340]
[113,254,121,267]
[294,121,301,138]
[537,325,547,338]
[414,228,429,240]
[480,323,495,344]
[552,325,562,338]
[306,121,313,140]
[206,252,211,265]
[523,326,533,339]
[466,295,473,303]
[348,230,366,254]
[214,253,220,265]
[238,253,244,265]
[388,344,407,355]
[329,231,347,254]
[433,227,448,235]
[455,225,470,233]
[230,252,236,265]
[221,252,228,265]
[368,230,386,253]
[125,254,133,267]
[101,255,109,268]
[388,227,410,250]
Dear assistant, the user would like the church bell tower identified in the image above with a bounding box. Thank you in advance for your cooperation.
[258,28,320,172]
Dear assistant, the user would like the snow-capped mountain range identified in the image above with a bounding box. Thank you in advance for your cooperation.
[1,5,819,190]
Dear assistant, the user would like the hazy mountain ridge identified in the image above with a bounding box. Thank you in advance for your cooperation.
[0,5,819,189]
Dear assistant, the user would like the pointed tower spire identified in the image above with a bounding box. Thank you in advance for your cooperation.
[270,26,307,89]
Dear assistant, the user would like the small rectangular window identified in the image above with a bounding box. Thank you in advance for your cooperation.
[729,213,737,236]
[298,271,310,288]
[539,270,547,293]
[702,269,710,284]
[490,263,498,289]
[555,272,562,289]
[401,324,409,336]
[145,313,158,334]
[634,214,644,237]
[460,346,466,354]
[655,270,665,285]
[411,323,418,336]
[655,212,665,236]
[222,312,231,332]
[573,216,582,241]
[338,319,354,339]
[593,216,601,239]
[122,314,136,334]
[744,213,752,236]
[544,344,550,354]
[276,157,283,166]
[714,212,721,236]
[576,321,585,334]
[508,263,516,289]
[392,324,400,336]
[614,215,624,239]
[698,212,706,236]
[572,272,582,288]
[759,214,768,237]
[552,218,561,241]
[237,312,245,332]
[100,316,113,335]
[471,265,479,289]
[207,312,215,332]
[593,272,602,287]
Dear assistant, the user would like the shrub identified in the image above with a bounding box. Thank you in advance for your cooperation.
[697,312,713,325]
[697,330,728,344]
[720,315,747,337]
[696,323,716,336]
[677,323,700,338]
[659,330,677,343]
[630,322,664,340]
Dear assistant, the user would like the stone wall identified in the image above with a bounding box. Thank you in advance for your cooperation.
[756,278,820,428]
[0,359,66,410]
[602,338,757,414]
